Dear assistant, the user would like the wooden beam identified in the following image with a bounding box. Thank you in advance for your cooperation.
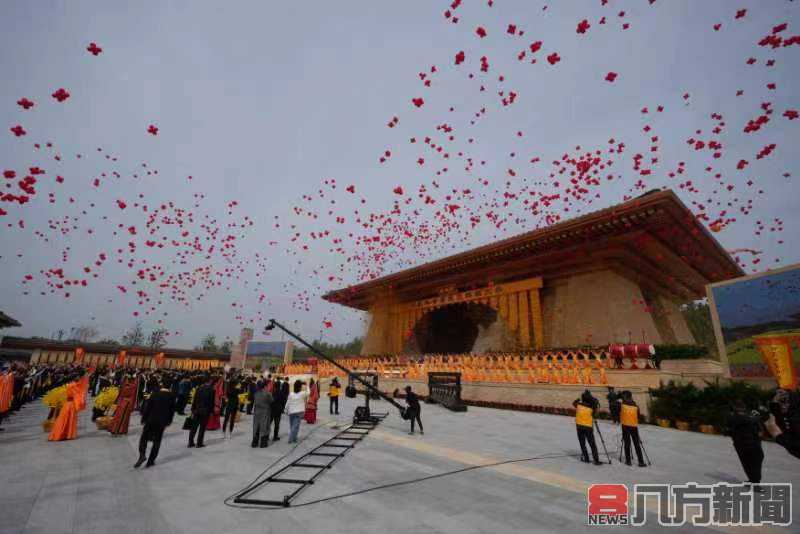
[518,290,531,348]
[508,292,519,333]
[530,288,544,350]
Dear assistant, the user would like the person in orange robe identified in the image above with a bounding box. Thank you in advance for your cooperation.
[75,374,90,412]
[48,381,80,441]
[109,376,139,435]
[2,371,13,411]
[0,371,14,428]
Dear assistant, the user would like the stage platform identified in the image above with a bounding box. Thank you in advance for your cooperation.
[1,396,798,533]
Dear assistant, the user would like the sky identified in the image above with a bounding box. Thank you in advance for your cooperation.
[713,266,800,329]
[0,1,798,349]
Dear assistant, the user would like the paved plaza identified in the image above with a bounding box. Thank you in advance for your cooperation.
[1,397,798,534]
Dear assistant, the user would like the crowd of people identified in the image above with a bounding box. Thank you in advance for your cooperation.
[4,357,797,486]
[287,352,618,386]
[1,362,86,432]
[0,361,334,469]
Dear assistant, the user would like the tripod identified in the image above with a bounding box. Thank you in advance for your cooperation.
[593,419,613,464]
[617,427,652,467]
[639,434,652,466]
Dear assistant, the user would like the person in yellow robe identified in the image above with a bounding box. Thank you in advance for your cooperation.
[581,359,593,385]
[568,363,579,384]
[594,356,608,385]
[541,362,551,384]
[552,363,562,384]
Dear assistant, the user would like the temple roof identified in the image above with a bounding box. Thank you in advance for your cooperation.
[0,311,21,329]
[324,189,744,310]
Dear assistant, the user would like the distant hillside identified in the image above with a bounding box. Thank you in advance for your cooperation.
[721,313,800,344]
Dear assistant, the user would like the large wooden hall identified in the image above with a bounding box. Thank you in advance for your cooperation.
[324,189,743,358]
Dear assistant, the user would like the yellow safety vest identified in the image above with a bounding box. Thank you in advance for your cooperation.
[329,386,340,397]
[621,404,638,427]
[575,404,593,427]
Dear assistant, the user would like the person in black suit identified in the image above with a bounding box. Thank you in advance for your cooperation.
[135,379,176,468]
[404,385,424,435]
[246,378,256,415]
[272,378,289,441]
[726,400,763,485]
[188,376,215,448]
[175,376,191,415]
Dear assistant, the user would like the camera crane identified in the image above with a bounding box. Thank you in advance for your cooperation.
[231,319,409,507]
[264,318,407,420]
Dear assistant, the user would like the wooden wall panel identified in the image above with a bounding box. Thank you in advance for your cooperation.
[518,290,531,348]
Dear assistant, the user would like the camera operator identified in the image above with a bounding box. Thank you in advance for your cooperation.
[764,389,800,459]
[726,400,763,486]
[620,390,646,467]
[573,390,602,466]
[606,386,621,424]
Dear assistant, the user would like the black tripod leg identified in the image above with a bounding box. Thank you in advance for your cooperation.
[594,420,612,464]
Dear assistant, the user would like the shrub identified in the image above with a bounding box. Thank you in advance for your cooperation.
[653,344,708,368]
[648,379,773,429]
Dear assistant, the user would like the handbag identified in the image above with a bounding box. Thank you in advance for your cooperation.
[182,415,194,430]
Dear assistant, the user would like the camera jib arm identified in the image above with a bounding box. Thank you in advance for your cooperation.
[263,319,406,414]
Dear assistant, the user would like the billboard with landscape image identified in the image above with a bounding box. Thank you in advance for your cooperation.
[708,263,800,383]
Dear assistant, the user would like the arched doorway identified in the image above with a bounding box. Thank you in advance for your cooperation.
[413,302,498,353]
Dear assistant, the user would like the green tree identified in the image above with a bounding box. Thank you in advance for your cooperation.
[199,334,218,352]
[680,301,718,358]
[293,337,363,359]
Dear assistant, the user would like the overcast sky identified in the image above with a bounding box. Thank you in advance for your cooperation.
[1,1,797,349]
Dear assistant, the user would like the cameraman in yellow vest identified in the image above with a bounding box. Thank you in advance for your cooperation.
[573,390,602,465]
[620,390,646,467]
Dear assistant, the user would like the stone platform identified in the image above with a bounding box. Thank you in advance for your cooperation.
[378,376,654,416]
[324,358,732,418]
[1,396,798,534]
